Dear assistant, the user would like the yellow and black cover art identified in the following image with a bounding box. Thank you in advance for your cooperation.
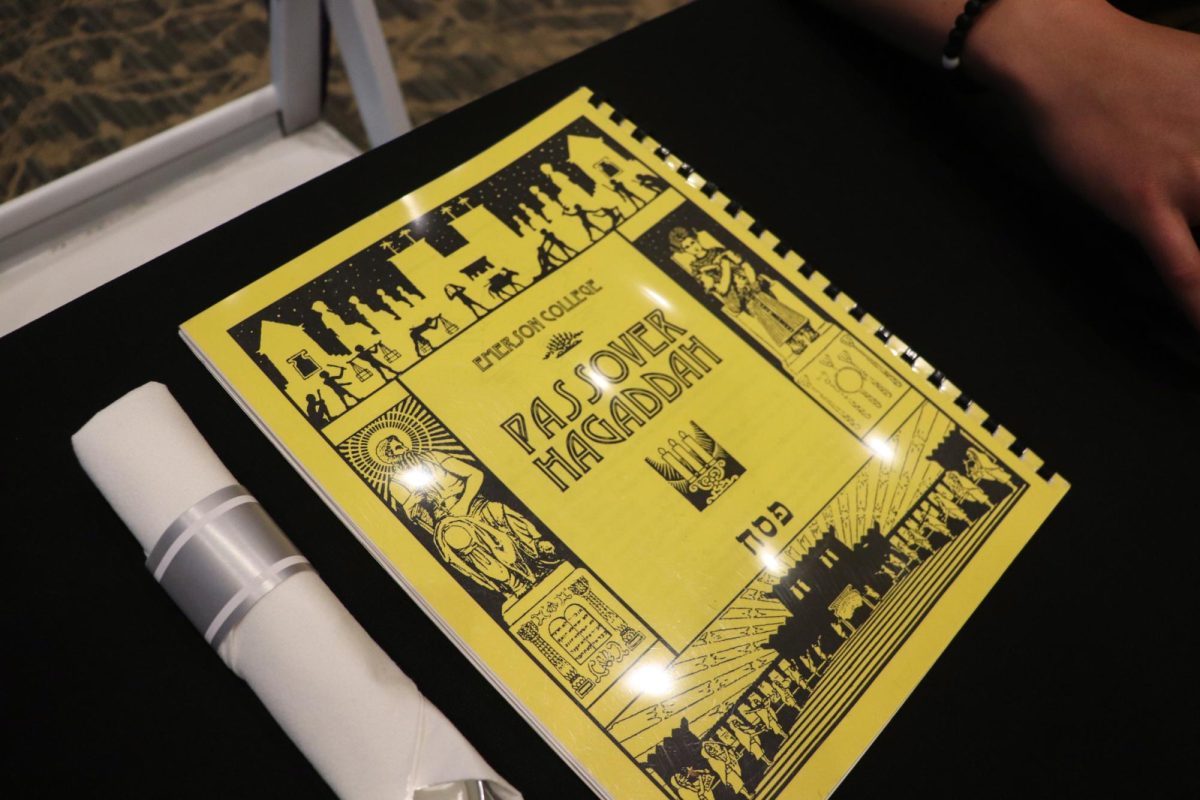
[183,88,1067,800]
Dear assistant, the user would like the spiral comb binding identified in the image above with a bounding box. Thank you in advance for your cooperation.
[586,91,1060,486]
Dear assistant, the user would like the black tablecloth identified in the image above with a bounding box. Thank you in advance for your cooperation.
[3,1,1197,796]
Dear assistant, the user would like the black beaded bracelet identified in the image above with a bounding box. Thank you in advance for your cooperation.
[942,0,997,70]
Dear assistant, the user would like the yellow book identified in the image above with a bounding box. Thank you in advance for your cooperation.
[182,88,1066,799]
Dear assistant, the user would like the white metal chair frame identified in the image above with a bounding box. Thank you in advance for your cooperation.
[0,0,410,251]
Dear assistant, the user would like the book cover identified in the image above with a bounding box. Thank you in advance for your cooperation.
[182,87,1067,799]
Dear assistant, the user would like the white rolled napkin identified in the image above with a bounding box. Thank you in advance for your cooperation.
[73,382,520,800]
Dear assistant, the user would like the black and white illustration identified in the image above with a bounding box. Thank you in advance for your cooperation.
[645,421,745,511]
[335,389,656,702]
[337,394,572,617]
[228,116,672,431]
[611,405,1025,800]
[631,201,832,380]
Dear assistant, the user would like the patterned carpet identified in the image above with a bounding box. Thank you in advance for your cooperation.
[0,0,689,202]
[1,0,1196,203]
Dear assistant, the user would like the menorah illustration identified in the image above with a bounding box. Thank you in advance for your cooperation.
[645,422,745,510]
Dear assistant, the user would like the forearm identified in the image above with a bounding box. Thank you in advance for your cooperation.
[814,0,1200,324]
[813,0,1122,102]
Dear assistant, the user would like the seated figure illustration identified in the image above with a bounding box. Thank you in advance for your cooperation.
[668,227,820,360]
[728,714,771,765]
[376,434,559,600]
[701,738,752,799]
[670,766,718,800]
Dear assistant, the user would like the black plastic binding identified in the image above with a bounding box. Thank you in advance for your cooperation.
[586,90,1058,485]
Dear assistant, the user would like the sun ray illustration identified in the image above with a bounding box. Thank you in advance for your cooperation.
[337,396,469,501]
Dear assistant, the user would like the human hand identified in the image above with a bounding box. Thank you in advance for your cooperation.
[971,0,1200,324]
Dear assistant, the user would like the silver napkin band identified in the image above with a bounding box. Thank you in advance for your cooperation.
[413,779,509,800]
[146,484,313,648]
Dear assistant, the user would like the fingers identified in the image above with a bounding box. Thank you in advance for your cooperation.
[1140,202,1200,326]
